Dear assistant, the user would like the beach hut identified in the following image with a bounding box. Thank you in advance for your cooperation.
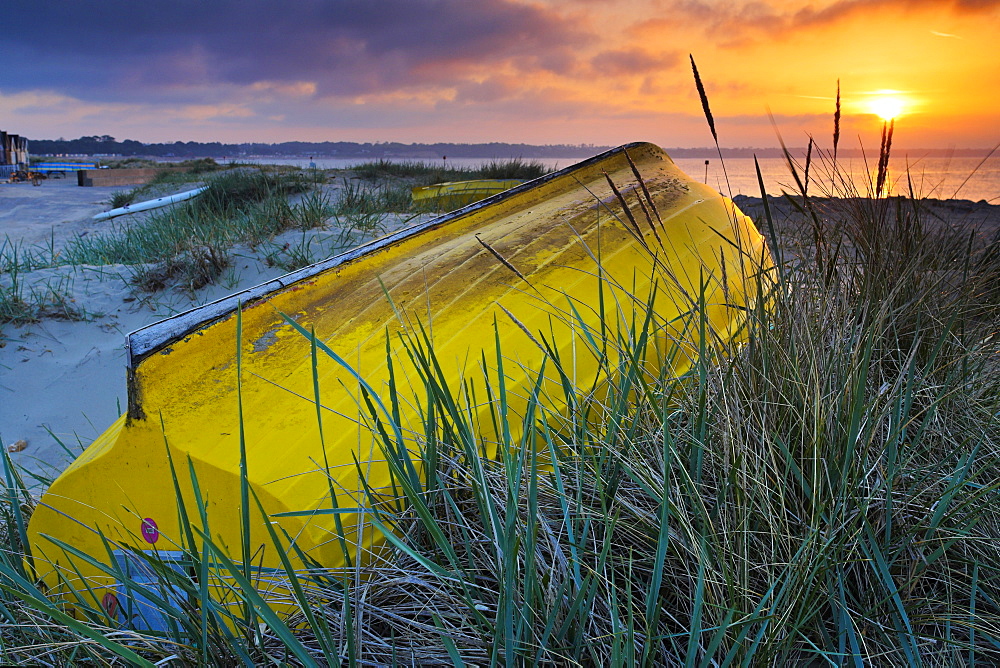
[1,130,30,179]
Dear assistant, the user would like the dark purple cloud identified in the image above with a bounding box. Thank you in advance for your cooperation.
[0,1,592,101]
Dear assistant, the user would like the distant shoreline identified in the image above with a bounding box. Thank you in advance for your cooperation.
[27,137,997,161]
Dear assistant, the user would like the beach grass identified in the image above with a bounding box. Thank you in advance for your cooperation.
[352,156,549,184]
[0,239,80,326]
[0,169,324,297]
[108,190,137,209]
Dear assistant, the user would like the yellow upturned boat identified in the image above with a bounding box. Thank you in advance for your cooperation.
[411,178,523,211]
[27,143,771,628]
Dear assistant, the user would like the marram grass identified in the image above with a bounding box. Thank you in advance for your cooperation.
[0,169,337,317]
[352,156,549,184]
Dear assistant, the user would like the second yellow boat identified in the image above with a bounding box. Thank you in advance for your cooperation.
[411,178,523,211]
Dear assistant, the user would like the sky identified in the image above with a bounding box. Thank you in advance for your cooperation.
[2,0,998,149]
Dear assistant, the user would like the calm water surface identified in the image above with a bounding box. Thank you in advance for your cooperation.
[245,155,999,203]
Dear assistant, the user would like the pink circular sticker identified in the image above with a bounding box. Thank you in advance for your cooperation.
[141,517,159,544]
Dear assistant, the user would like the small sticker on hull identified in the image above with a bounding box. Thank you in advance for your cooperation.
[141,518,159,544]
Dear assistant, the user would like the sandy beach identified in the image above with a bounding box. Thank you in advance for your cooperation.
[1,179,276,478]
[2,177,998,483]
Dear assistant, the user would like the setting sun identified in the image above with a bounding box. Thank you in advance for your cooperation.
[867,91,907,121]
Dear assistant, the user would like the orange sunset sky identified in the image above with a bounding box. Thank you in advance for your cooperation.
[1,0,998,149]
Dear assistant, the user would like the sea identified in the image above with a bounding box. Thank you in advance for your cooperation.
[240,155,1000,204]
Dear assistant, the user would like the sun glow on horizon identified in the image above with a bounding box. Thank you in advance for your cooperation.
[866,90,909,121]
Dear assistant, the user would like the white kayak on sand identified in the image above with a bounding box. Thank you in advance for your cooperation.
[93,186,209,222]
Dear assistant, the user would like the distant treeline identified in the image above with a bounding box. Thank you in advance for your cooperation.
[27,136,994,160]
[29,136,613,159]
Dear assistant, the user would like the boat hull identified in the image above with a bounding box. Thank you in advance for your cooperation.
[27,143,771,621]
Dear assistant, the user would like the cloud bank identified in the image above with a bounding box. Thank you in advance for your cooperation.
[1,0,996,147]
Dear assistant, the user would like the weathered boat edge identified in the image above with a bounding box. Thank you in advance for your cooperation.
[125,142,656,367]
